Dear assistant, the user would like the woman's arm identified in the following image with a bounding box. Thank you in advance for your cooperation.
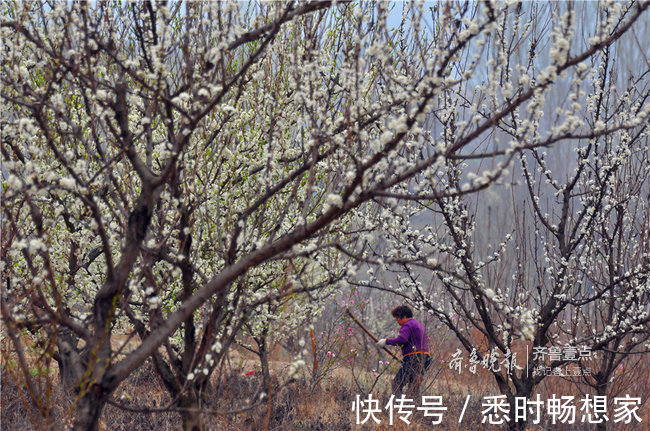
[386,324,411,346]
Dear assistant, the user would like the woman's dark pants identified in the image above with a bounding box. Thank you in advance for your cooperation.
[392,353,431,397]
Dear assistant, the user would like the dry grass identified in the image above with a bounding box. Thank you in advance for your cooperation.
[2,338,648,430]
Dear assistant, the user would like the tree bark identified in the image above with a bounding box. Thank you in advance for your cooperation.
[179,393,205,431]
[72,384,110,431]
[53,328,85,390]
[493,373,535,431]
[596,377,609,431]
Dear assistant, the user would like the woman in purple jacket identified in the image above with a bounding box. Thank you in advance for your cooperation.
[376,305,431,396]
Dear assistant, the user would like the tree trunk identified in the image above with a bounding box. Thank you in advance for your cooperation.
[496,376,535,431]
[596,378,609,431]
[72,386,108,431]
[151,347,212,431]
[180,393,205,431]
[258,337,271,393]
[54,328,85,390]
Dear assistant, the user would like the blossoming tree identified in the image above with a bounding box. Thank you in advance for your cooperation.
[358,2,649,429]
[1,1,648,431]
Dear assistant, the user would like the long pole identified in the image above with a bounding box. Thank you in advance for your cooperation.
[345,309,402,363]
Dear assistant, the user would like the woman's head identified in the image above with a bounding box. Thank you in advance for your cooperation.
[391,305,413,319]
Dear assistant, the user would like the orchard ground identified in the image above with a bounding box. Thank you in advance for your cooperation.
[2,330,648,431]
